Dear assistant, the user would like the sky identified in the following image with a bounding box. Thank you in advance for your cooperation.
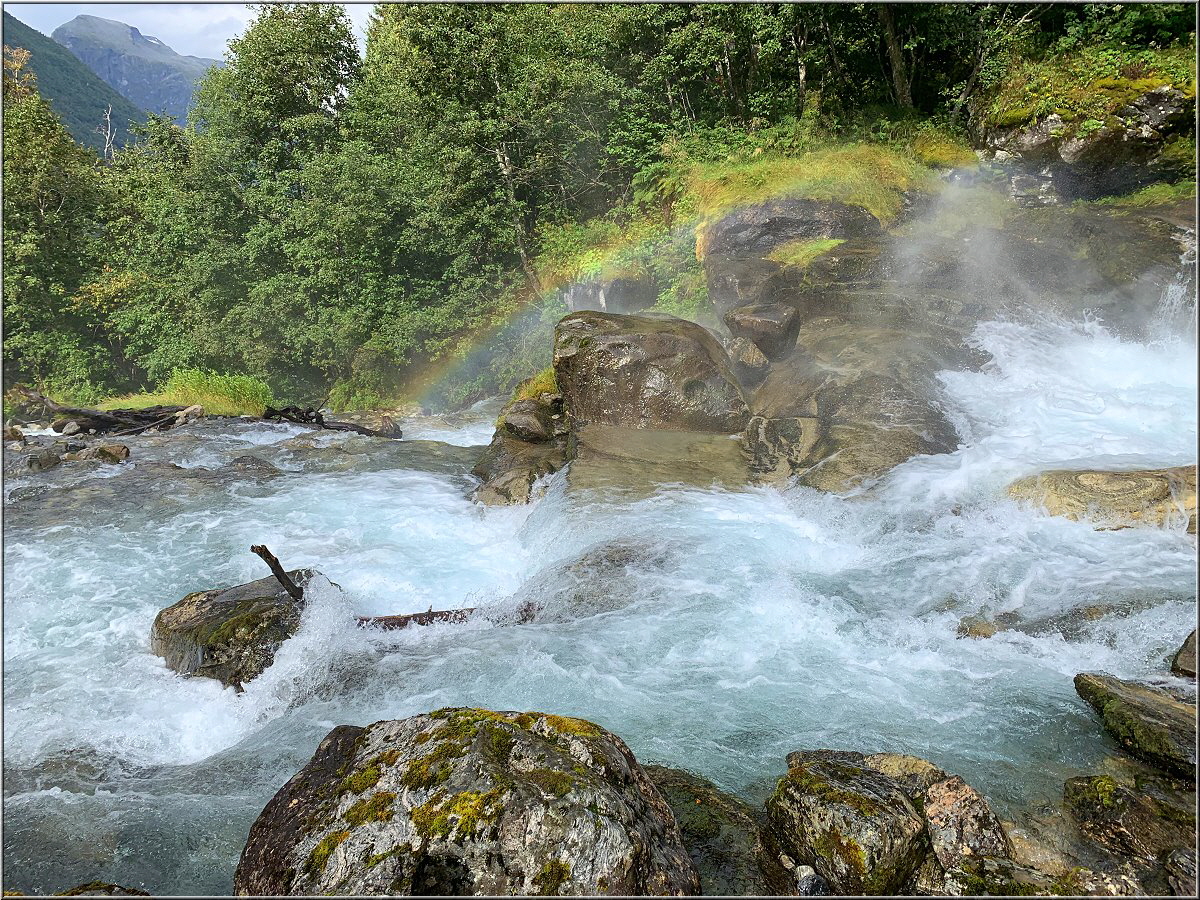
[3,2,376,59]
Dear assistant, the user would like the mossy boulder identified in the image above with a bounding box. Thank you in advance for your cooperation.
[150,569,316,690]
[233,708,700,896]
[553,312,750,434]
[1074,673,1197,779]
[1007,466,1197,533]
[643,765,791,896]
[702,197,884,260]
[766,751,929,895]
[471,389,569,506]
[1064,774,1195,865]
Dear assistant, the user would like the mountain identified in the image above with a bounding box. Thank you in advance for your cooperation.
[2,12,148,153]
[51,14,220,122]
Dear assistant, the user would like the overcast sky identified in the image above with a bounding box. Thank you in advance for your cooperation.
[4,2,376,59]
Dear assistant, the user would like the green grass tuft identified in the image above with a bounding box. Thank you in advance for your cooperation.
[97,369,274,417]
[767,237,846,270]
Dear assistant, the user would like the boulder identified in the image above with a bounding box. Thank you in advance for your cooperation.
[1064,775,1195,865]
[766,750,929,895]
[1074,673,1197,779]
[553,312,749,433]
[471,390,568,506]
[1007,466,1197,532]
[66,444,130,464]
[22,448,62,474]
[943,855,1143,896]
[724,304,800,359]
[174,405,205,426]
[704,256,791,320]
[643,764,791,896]
[150,569,316,690]
[702,197,884,260]
[3,424,25,442]
[727,337,770,385]
[1171,630,1196,678]
[233,708,700,896]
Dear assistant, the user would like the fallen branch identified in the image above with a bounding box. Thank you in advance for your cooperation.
[7,385,170,430]
[262,404,400,439]
[250,544,304,600]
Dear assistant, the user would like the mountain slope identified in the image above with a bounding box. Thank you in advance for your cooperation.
[51,14,219,122]
[2,11,147,153]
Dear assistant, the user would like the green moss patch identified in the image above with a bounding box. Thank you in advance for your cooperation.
[344,791,397,826]
[766,238,845,270]
[305,830,350,877]
[544,714,602,738]
[534,860,572,896]
[528,768,576,798]
[410,788,506,841]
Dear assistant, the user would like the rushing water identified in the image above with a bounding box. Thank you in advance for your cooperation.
[4,259,1198,895]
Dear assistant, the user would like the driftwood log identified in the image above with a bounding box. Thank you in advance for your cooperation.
[263,405,400,439]
[7,385,189,436]
[249,545,471,631]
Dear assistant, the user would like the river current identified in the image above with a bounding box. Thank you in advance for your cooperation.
[3,281,1198,892]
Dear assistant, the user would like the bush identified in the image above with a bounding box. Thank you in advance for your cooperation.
[98,369,275,416]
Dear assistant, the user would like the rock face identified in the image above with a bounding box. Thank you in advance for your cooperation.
[553,312,749,434]
[1171,630,1197,678]
[1007,466,1197,532]
[563,276,659,315]
[1074,673,1197,779]
[643,765,791,896]
[471,389,569,505]
[150,570,315,690]
[767,750,1015,896]
[703,197,884,260]
[233,708,700,896]
[983,87,1195,201]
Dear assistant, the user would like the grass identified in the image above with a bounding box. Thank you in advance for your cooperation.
[984,43,1196,131]
[1091,179,1196,207]
[767,237,846,269]
[512,367,558,401]
[97,369,274,417]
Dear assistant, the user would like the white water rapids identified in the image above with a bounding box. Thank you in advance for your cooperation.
[3,282,1197,892]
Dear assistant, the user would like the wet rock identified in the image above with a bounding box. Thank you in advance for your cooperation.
[471,391,569,506]
[1171,630,1196,678]
[703,197,884,260]
[562,275,660,314]
[795,864,831,895]
[740,415,820,485]
[767,750,929,894]
[1165,847,1196,897]
[233,708,700,896]
[61,420,82,436]
[1064,775,1195,865]
[150,569,317,690]
[228,455,282,477]
[3,424,25,442]
[724,303,800,359]
[727,337,770,386]
[553,312,749,433]
[71,444,130,464]
[54,882,151,896]
[1074,673,1197,779]
[174,404,204,426]
[944,855,1143,896]
[23,448,62,473]
[705,256,790,320]
[644,764,791,896]
[1007,466,1197,532]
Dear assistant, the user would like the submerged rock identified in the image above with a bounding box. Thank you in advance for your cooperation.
[1007,466,1197,532]
[54,882,151,896]
[1171,630,1196,678]
[1074,673,1197,779]
[1064,774,1195,866]
[233,708,700,896]
[553,311,749,433]
[643,764,791,896]
[150,569,316,690]
[62,444,130,464]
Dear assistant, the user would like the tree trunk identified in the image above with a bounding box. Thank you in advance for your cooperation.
[877,5,913,108]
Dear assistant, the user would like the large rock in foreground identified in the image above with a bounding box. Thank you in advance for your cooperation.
[1007,466,1197,533]
[234,708,700,896]
[644,765,791,896]
[553,312,750,433]
[1075,673,1197,779]
[150,570,315,690]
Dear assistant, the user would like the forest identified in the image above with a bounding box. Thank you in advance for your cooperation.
[3,2,1195,411]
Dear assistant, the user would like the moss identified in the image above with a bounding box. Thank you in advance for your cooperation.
[1048,868,1087,896]
[344,791,396,826]
[1092,179,1196,208]
[544,714,602,738]
[784,764,883,818]
[365,844,409,868]
[533,860,572,896]
[410,788,506,841]
[401,740,466,790]
[339,764,382,795]
[305,830,350,877]
[766,237,845,270]
[528,768,576,798]
[813,827,866,879]
[199,599,285,646]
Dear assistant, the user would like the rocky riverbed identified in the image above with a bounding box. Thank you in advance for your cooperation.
[3,180,1195,896]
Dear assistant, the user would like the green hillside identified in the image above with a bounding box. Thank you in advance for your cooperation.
[3,11,147,153]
